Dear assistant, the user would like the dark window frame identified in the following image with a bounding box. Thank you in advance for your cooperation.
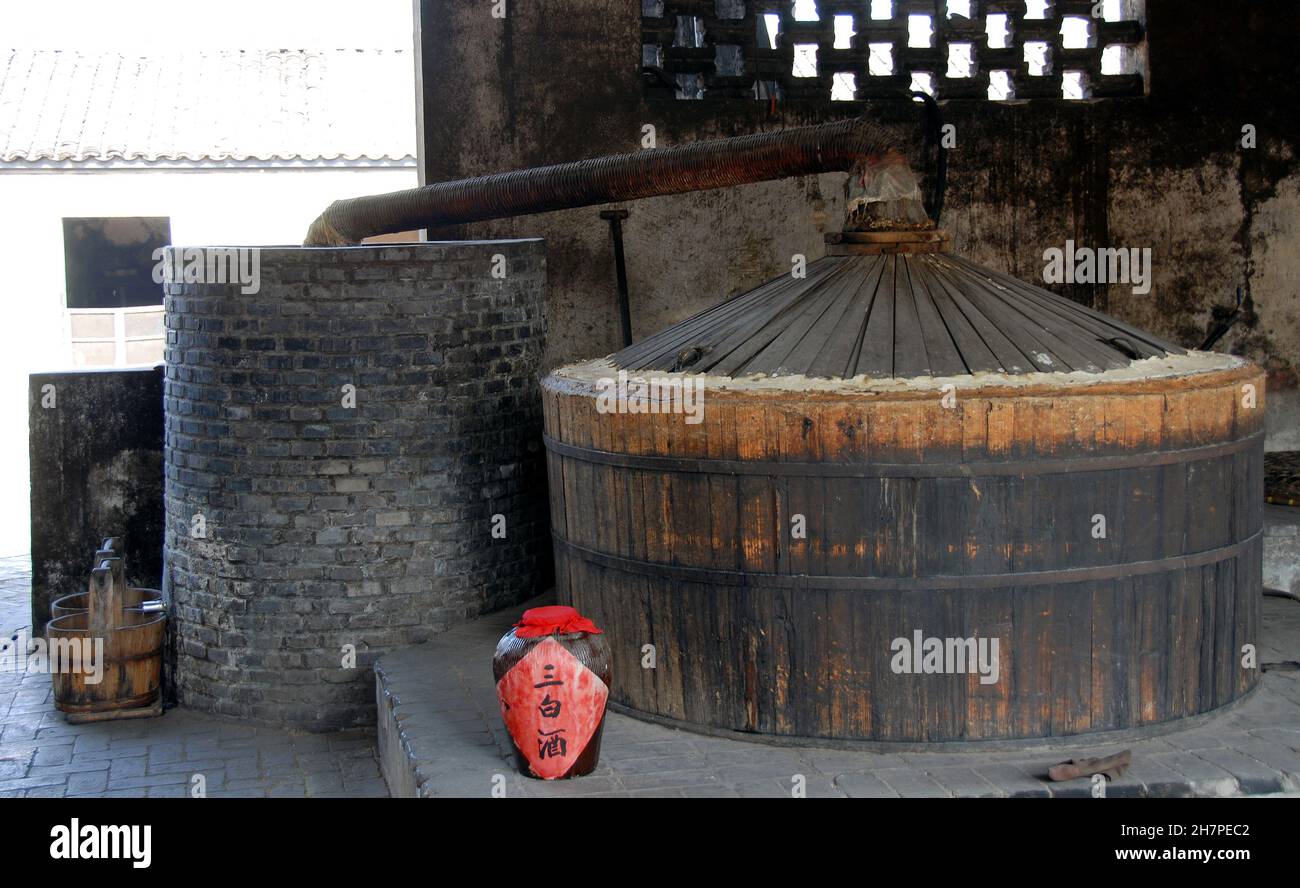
[62,216,171,310]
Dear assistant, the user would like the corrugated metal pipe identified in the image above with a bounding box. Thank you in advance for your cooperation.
[303,116,892,246]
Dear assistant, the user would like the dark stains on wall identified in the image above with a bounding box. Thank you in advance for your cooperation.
[28,367,165,631]
[416,0,1299,379]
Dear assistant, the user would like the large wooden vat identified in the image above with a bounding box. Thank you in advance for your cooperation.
[542,240,1265,744]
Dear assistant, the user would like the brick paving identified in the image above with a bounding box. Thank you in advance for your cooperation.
[377,590,1300,799]
[0,556,386,798]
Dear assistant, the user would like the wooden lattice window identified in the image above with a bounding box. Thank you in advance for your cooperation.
[642,1,1146,101]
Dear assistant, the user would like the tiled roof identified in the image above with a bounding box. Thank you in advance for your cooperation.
[0,49,416,163]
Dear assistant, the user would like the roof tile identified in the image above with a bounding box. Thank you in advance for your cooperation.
[0,49,416,163]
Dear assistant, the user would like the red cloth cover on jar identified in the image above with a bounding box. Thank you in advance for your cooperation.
[513,605,604,638]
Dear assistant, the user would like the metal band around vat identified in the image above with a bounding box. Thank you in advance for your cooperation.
[553,532,1262,592]
[543,431,1262,479]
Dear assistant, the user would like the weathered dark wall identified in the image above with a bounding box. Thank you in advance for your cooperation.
[416,0,1298,388]
[28,367,165,631]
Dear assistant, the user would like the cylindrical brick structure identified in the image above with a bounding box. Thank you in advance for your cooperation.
[163,241,550,729]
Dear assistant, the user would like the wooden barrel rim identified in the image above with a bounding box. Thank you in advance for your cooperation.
[543,361,1259,403]
[46,613,166,633]
[51,587,163,611]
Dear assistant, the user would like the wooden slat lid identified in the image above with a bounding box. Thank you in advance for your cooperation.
[611,239,1184,380]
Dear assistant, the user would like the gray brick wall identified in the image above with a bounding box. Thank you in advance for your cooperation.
[163,241,550,730]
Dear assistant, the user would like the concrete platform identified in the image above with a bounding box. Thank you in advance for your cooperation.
[376,594,1300,799]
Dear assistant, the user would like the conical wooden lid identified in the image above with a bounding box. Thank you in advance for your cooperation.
[613,235,1183,380]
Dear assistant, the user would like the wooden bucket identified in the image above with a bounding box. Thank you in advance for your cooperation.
[51,587,163,619]
[47,555,165,722]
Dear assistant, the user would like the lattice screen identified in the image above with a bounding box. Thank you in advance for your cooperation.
[642,1,1146,102]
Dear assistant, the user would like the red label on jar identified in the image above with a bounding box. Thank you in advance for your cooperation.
[496,637,609,780]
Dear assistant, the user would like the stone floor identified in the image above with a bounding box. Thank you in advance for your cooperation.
[0,555,387,798]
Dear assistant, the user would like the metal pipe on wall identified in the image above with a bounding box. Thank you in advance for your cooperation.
[304,116,892,246]
[599,209,633,348]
